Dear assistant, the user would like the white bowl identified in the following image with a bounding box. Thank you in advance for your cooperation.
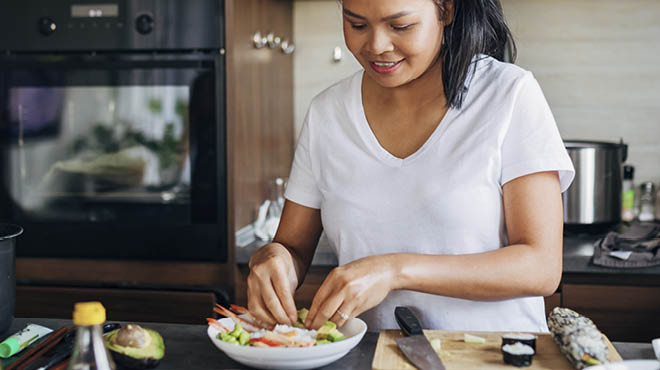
[585,360,660,370]
[207,317,367,370]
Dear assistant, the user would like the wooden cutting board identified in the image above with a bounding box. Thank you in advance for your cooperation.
[372,330,622,370]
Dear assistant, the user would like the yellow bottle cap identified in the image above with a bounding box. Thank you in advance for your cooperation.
[73,301,106,326]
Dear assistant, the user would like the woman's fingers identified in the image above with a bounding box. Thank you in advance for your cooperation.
[248,268,294,326]
[271,270,298,324]
[306,271,350,329]
[261,277,295,325]
[310,291,345,329]
[331,302,353,328]
[247,246,299,326]
[247,281,277,327]
[305,276,332,328]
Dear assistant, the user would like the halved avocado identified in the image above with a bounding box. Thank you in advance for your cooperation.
[104,324,165,369]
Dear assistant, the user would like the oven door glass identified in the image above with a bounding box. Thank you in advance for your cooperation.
[0,55,226,261]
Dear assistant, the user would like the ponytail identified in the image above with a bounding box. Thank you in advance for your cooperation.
[435,0,516,108]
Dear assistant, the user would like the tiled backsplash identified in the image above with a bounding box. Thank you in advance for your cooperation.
[504,0,660,185]
[293,0,660,185]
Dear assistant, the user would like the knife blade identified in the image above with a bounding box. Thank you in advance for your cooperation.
[394,306,446,370]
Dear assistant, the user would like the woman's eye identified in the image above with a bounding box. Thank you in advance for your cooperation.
[350,23,366,30]
[391,24,412,31]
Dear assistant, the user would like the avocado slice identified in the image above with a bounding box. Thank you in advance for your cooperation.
[294,308,309,328]
[327,328,345,342]
[316,321,339,340]
[105,324,165,369]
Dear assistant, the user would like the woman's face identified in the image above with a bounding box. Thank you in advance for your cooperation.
[342,0,446,89]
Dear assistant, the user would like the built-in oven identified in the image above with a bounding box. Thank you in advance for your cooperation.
[0,0,227,262]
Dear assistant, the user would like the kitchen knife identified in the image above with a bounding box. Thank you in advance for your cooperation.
[394,306,446,370]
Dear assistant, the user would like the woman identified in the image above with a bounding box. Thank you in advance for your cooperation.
[247,0,575,332]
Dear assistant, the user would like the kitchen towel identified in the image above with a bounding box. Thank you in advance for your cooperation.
[592,222,660,268]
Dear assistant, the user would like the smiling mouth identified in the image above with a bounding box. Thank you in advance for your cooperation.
[369,59,403,74]
[372,61,400,67]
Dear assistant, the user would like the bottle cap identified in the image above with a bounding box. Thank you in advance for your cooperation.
[641,181,655,193]
[73,301,106,326]
[0,337,20,358]
[623,165,635,180]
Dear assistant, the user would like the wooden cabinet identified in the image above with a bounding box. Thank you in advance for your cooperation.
[562,283,660,342]
[544,292,561,316]
[16,286,217,324]
[15,259,231,323]
[225,0,294,231]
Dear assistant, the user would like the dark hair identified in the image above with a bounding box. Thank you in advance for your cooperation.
[434,0,517,109]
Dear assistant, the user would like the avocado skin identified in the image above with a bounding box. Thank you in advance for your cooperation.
[105,328,165,370]
[110,352,161,370]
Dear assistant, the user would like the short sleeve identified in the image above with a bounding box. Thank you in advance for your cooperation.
[284,108,322,208]
[500,73,575,192]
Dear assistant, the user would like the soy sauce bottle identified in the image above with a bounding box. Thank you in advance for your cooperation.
[67,302,116,370]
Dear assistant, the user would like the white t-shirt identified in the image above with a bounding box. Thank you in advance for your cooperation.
[284,56,575,332]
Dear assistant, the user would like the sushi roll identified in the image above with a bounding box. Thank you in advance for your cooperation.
[548,307,609,369]
[502,342,535,367]
[502,333,537,351]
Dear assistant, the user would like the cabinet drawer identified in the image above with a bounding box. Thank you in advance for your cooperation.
[17,286,217,324]
[544,292,561,316]
[562,283,660,342]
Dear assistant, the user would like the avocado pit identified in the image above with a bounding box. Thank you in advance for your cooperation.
[115,324,152,348]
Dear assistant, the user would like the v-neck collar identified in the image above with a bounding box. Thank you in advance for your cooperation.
[353,71,458,168]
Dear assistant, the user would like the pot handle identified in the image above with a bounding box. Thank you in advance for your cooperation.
[619,138,628,162]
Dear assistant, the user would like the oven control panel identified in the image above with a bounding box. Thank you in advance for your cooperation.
[0,0,223,52]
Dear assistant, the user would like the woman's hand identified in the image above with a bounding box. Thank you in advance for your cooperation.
[247,199,324,327]
[304,255,398,329]
[247,243,300,327]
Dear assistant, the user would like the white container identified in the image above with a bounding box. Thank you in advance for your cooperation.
[638,182,655,222]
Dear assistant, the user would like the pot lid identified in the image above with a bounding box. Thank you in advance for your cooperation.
[0,223,23,240]
[563,140,626,149]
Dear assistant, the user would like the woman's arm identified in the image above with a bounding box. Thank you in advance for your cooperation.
[393,170,563,299]
[273,200,324,284]
[247,200,323,326]
[305,171,563,328]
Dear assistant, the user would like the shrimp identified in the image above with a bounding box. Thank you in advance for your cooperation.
[263,331,314,347]
[206,317,231,333]
[213,304,273,333]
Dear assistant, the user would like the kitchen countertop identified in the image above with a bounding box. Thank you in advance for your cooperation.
[237,227,660,276]
[236,232,338,266]
[562,229,660,276]
[3,318,656,370]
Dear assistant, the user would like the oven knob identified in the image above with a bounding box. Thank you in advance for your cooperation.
[38,17,57,36]
[135,14,154,35]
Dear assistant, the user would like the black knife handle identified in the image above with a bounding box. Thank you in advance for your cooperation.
[103,323,121,333]
[395,306,424,336]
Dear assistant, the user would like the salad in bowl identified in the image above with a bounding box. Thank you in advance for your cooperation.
[206,304,367,370]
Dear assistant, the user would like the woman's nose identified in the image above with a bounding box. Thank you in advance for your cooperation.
[365,29,394,55]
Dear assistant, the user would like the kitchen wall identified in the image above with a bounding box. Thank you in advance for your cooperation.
[293,1,361,141]
[293,0,660,184]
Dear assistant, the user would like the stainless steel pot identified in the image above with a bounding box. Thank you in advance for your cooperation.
[0,223,22,335]
[563,140,628,225]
